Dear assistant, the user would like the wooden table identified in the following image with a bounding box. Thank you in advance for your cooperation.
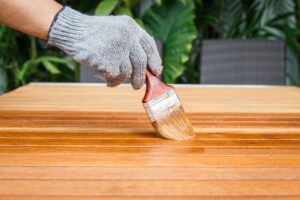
[0,83,300,199]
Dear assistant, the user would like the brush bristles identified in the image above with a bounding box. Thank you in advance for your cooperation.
[152,106,195,140]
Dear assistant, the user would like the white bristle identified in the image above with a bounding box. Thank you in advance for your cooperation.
[143,89,194,140]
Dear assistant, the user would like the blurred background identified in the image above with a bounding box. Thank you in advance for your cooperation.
[0,0,299,94]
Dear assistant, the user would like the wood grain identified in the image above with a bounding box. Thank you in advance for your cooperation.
[1,167,300,180]
[0,83,299,199]
[1,180,300,196]
[2,197,300,200]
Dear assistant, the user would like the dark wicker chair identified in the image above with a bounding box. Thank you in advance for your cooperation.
[200,39,285,85]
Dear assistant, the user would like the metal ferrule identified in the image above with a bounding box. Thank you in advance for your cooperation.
[143,89,181,122]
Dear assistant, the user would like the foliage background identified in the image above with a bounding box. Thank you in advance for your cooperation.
[0,0,299,93]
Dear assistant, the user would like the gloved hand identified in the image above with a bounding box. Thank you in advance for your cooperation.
[47,7,162,89]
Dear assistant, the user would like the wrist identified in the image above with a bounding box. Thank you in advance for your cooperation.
[46,7,86,52]
[39,2,63,39]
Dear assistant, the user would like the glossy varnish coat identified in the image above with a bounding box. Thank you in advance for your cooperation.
[0,83,300,199]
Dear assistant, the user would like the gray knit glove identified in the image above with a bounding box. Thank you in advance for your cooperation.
[47,7,162,89]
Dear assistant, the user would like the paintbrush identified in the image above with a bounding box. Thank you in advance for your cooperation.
[142,70,195,140]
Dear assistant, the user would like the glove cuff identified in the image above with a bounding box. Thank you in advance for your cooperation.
[46,6,86,53]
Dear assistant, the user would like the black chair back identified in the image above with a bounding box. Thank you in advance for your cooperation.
[200,39,285,85]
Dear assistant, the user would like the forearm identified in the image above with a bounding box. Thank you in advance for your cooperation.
[0,0,62,39]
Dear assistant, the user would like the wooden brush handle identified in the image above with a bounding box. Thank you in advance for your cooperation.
[142,70,173,103]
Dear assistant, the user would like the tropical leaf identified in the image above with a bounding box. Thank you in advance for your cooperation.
[117,7,133,17]
[266,12,295,26]
[125,0,140,8]
[42,60,61,75]
[143,0,196,83]
[221,0,245,38]
[40,56,74,70]
[0,66,7,94]
[237,4,264,38]
[17,59,37,85]
[95,0,119,15]
[139,0,156,17]
[16,56,73,85]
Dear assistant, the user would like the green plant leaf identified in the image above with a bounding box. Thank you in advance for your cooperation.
[42,60,61,75]
[266,12,295,26]
[17,59,37,85]
[237,5,264,38]
[125,0,140,8]
[143,0,196,83]
[139,0,156,17]
[117,7,133,17]
[95,0,119,15]
[135,19,146,29]
[155,0,161,5]
[39,56,73,65]
[0,66,7,94]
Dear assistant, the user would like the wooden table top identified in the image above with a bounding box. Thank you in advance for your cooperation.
[0,83,300,199]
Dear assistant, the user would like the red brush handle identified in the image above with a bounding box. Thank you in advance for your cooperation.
[142,70,173,103]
